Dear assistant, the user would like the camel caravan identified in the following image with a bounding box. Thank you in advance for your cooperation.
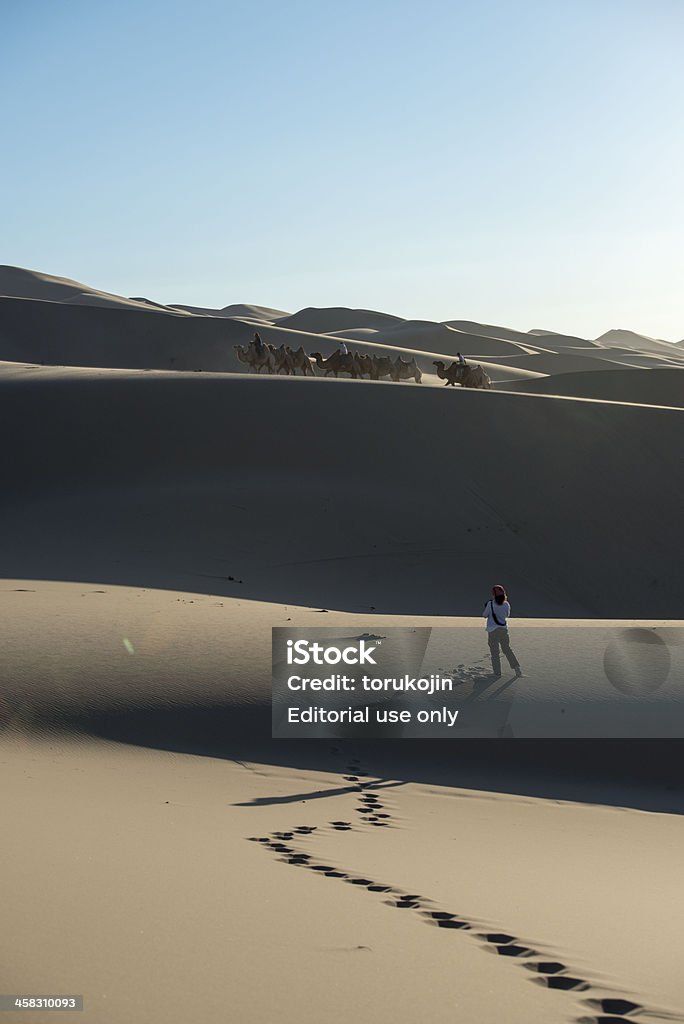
[234,334,491,388]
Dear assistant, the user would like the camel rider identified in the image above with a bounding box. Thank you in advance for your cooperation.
[253,332,264,354]
[483,584,522,679]
[339,342,349,356]
[456,351,466,365]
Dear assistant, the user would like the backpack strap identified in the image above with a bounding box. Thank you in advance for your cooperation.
[489,600,506,627]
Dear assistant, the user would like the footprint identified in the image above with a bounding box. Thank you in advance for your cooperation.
[437,920,470,930]
[496,944,536,957]
[524,961,567,975]
[583,1000,641,1016]
[480,933,517,944]
[577,1017,637,1024]
[537,975,589,991]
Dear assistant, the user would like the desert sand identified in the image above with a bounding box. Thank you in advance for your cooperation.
[1,266,683,1023]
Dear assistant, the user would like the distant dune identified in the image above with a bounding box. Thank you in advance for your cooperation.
[0,265,189,315]
[595,328,676,353]
[443,320,598,350]
[0,294,544,384]
[170,302,291,321]
[277,306,405,333]
[500,367,684,407]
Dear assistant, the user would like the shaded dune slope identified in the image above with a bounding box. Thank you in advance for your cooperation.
[0,295,244,370]
[1,372,681,617]
[0,297,543,383]
[502,367,684,407]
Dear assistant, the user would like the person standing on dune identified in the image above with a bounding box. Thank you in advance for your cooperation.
[483,584,522,678]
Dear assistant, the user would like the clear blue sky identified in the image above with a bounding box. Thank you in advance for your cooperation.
[3,0,683,339]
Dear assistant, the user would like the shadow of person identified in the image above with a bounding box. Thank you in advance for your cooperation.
[485,675,519,701]
[457,674,503,706]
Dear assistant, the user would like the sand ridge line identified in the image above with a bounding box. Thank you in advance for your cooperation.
[246,761,682,1024]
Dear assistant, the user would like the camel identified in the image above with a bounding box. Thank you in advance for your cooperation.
[391,355,422,383]
[287,345,315,376]
[433,360,491,389]
[353,352,374,379]
[433,360,461,386]
[462,363,491,389]
[269,344,297,375]
[310,351,360,378]
[235,343,273,374]
[369,355,393,380]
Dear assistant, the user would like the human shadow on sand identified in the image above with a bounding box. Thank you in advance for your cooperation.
[40,701,684,817]
[234,780,404,808]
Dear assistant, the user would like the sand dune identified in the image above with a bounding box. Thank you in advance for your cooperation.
[501,367,684,406]
[3,265,684,1024]
[595,328,678,353]
[5,717,683,1024]
[445,319,591,349]
[277,306,406,333]
[0,265,189,315]
[370,320,536,357]
[0,296,544,384]
[170,301,291,321]
[1,367,682,618]
[489,346,684,376]
[0,295,244,370]
[2,582,684,1022]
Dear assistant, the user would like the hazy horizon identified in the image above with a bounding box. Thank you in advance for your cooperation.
[3,0,682,341]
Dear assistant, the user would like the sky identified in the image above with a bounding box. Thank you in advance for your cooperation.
[2,0,683,340]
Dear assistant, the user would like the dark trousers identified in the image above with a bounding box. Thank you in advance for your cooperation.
[488,628,520,674]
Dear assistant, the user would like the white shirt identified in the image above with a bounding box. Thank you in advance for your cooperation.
[483,599,511,632]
